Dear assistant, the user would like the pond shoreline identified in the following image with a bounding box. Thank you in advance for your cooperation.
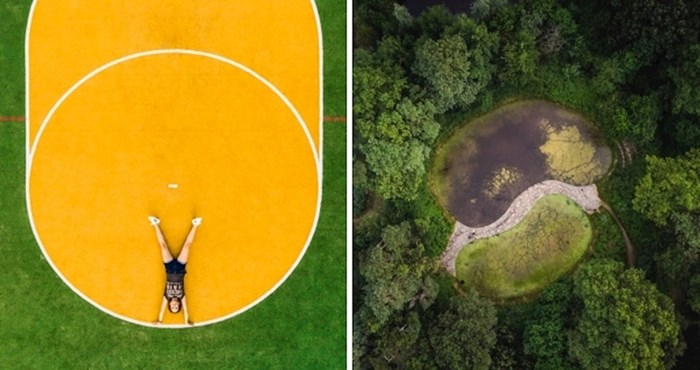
[432,99,611,227]
[440,179,602,274]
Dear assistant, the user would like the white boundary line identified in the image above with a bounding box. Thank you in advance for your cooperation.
[311,0,324,172]
[24,0,36,163]
[26,2,324,329]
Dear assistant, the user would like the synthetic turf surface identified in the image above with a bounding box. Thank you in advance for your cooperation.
[28,52,319,324]
[26,0,322,325]
[26,0,321,151]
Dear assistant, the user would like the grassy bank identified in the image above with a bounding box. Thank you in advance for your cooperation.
[456,194,592,300]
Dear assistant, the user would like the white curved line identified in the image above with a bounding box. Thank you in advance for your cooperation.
[26,48,323,328]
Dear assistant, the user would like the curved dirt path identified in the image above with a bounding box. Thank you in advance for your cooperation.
[441,180,602,275]
[600,201,636,267]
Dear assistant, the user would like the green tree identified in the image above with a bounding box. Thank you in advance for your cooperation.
[608,94,660,146]
[359,222,437,332]
[537,6,577,58]
[494,0,582,86]
[669,44,700,116]
[427,292,498,370]
[523,279,578,370]
[471,0,509,20]
[491,325,520,370]
[412,31,494,113]
[652,212,700,287]
[392,4,413,28]
[633,149,700,226]
[354,50,440,200]
[360,99,438,200]
[569,259,681,370]
[352,159,369,216]
[655,248,692,287]
[688,274,700,314]
[671,212,700,262]
[673,118,700,151]
[605,0,699,61]
[354,0,399,49]
[416,5,455,40]
[353,316,367,370]
[633,149,700,291]
[370,310,422,366]
[591,51,640,98]
[500,29,539,86]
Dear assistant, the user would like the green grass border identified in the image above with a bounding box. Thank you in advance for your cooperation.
[0,2,30,114]
[317,0,346,117]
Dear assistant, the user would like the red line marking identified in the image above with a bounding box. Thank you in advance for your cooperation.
[0,116,26,122]
[323,116,346,122]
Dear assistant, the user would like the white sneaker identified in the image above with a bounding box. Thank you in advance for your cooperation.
[148,216,160,225]
[192,217,202,226]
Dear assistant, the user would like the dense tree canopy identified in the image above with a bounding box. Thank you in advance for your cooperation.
[669,44,700,116]
[616,94,660,146]
[605,0,700,61]
[353,0,698,368]
[633,149,700,226]
[470,0,509,20]
[569,259,681,370]
[523,280,577,370]
[427,293,497,370]
[688,275,700,315]
[412,17,497,113]
[358,222,437,332]
[371,310,422,365]
[413,34,481,112]
[354,50,439,200]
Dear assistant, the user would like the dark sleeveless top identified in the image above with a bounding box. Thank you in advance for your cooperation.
[165,273,185,299]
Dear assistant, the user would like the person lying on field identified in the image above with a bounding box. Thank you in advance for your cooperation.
[148,216,202,326]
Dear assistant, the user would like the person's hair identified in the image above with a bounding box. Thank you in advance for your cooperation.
[168,298,181,313]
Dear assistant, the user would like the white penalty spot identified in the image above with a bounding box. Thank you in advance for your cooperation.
[168,183,179,189]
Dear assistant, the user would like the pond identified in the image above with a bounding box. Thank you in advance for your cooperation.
[432,100,611,227]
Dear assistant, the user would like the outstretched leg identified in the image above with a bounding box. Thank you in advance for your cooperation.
[177,217,202,264]
[149,216,173,263]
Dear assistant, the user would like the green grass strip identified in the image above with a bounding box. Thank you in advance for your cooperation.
[317,0,346,117]
[0,1,31,115]
[456,194,592,300]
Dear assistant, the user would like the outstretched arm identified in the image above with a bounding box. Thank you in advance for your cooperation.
[157,296,167,324]
[182,296,192,325]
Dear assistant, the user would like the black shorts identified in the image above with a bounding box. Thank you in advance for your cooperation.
[164,259,186,274]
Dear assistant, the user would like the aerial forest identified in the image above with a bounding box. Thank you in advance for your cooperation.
[353,0,700,369]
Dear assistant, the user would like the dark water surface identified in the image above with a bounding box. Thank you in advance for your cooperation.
[404,0,471,15]
[435,100,610,227]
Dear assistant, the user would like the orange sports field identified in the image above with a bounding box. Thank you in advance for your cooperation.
[26,1,321,326]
